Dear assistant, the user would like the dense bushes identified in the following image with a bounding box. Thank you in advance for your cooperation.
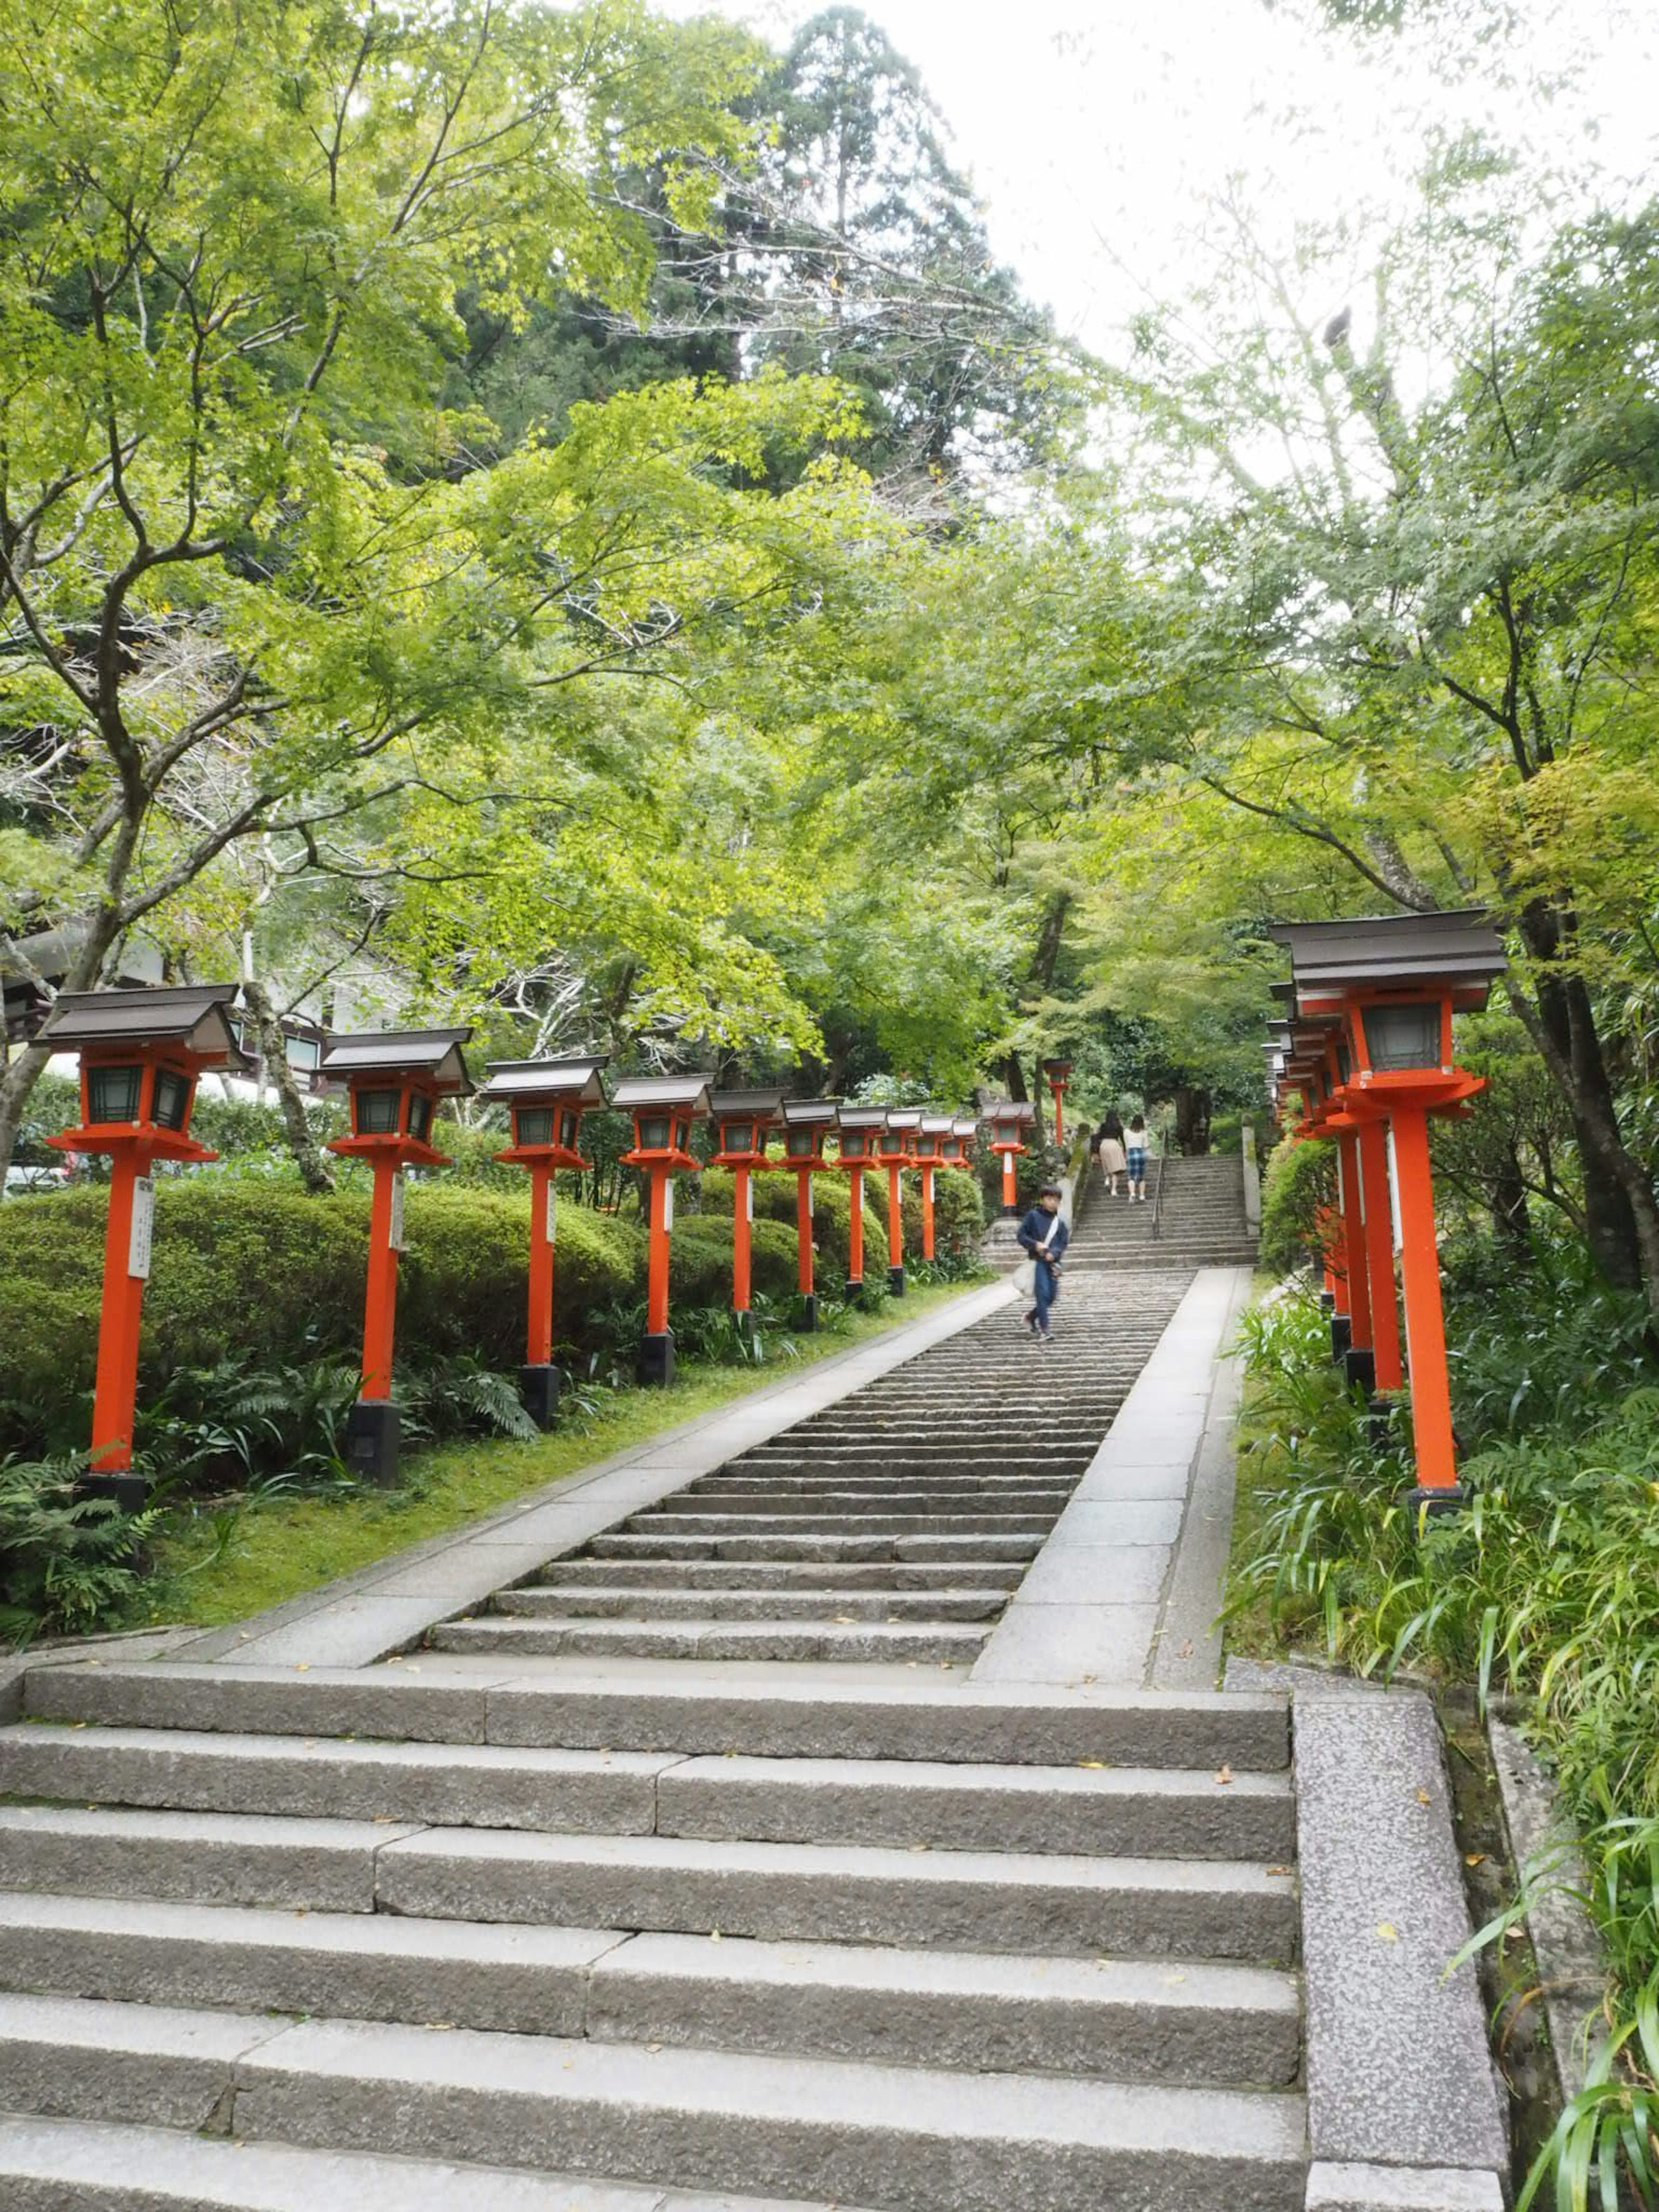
[1259,1131,1335,1274]
[1229,1255,1659,2206]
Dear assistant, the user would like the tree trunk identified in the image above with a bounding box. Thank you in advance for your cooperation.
[242,977,334,1195]
[1514,897,1645,1292]
[1489,1146,1532,1249]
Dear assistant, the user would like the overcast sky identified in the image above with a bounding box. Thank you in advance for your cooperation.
[662,0,1659,356]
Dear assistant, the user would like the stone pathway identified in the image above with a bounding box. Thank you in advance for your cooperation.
[0,1262,1315,2211]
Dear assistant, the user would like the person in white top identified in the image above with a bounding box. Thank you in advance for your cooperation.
[1125,1113,1154,1202]
[1096,1111,1127,1196]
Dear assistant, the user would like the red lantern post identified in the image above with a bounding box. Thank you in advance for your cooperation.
[1042,1058,1073,1148]
[38,986,253,1511]
[1270,913,1506,1513]
[986,1100,1035,1219]
[774,1100,840,1331]
[479,1056,608,1426]
[323,1028,473,1483]
[915,1115,953,1261]
[877,1110,921,1296]
[613,1075,712,1385]
[710,1089,785,1335]
[833,1109,887,1301]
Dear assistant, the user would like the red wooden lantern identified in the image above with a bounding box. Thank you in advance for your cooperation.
[875,1109,922,1295]
[709,1087,785,1334]
[322,1027,472,1482]
[949,1116,979,1171]
[773,1099,842,1330]
[479,1055,607,1427]
[613,1074,712,1385]
[915,1114,954,1261]
[986,1100,1036,1218]
[1270,912,1506,1513]
[832,1108,887,1300]
[38,985,253,1510]
[1042,1058,1073,1147]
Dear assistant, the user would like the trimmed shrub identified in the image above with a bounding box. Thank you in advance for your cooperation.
[1259,1133,1336,1274]
[696,1169,889,1283]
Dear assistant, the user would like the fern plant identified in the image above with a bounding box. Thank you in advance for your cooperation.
[0,1456,157,1647]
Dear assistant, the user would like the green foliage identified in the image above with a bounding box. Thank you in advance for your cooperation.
[1259,1135,1337,1275]
[0,1459,159,1647]
[1229,1269,1659,2209]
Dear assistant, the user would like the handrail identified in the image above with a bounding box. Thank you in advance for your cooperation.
[1150,1149,1168,1240]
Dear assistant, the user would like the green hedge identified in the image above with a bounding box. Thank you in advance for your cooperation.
[0,1176,650,1450]
[696,1168,890,1283]
[1259,1133,1336,1274]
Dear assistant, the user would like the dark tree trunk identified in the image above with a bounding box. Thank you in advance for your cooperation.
[1490,1146,1531,1248]
[1174,1086,1212,1156]
[1516,897,1644,1292]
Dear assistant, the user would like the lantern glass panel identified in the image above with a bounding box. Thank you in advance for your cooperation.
[842,1132,866,1158]
[1364,1001,1442,1072]
[516,1106,553,1147]
[558,1109,579,1148]
[638,1112,671,1150]
[1335,1035,1352,1085]
[723,1120,753,1154]
[356,1087,401,1135]
[408,1092,433,1141]
[785,1127,814,1159]
[152,1067,191,1131]
[88,1063,143,1123]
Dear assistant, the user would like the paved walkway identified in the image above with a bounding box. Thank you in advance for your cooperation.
[0,1264,1320,2211]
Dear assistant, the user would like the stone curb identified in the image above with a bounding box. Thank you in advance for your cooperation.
[1486,1713,1609,2105]
[1293,1689,1508,2194]
[1306,2161,1504,2210]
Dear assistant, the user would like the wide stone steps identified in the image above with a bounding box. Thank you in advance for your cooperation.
[428,1616,992,1663]
[586,1531,1047,1564]
[625,1510,1059,1537]
[495,1585,1008,1621]
[0,1993,1307,2211]
[0,1897,1300,2087]
[539,1558,1028,1592]
[0,2114,867,2212]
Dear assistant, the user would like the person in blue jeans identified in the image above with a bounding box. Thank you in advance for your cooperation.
[1018,1183,1070,1341]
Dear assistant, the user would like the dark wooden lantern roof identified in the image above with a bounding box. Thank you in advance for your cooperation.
[39,984,254,1070]
[322,1027,473,1093]
[479,1056,607,1107]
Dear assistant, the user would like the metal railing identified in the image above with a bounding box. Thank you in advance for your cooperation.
[1150,1150,1168,1240]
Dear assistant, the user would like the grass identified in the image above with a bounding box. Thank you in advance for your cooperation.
[142,1275,988,1630]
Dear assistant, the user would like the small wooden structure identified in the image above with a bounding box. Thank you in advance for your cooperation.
[480,1055,608,1426]
[613,1074,713,1385]
[775,1099,841,1330]
[39,984,252,1510]
[877,1109,922,1294]
[833,1108,888,1300]
[1041,1058,1073,1147]
[709,1088,785,1333]
[915,1114,955,1260]
[323,1027,472,1482]
[985,1099,1036,1218]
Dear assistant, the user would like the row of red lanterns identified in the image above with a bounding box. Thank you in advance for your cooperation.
[30,987,1040,1491]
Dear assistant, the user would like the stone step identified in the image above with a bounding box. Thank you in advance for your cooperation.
[26,1665,1294,1770]
[653,1754,1297,1861]
[538,1559,1026,1592]
[0,1905,1300,2089]
[0,1803,404,1913]
[428,1618,991,1665]
[0,1993,1308,2211]
[721,1449,1096,1473]
[584,1930,1303,2088]
[0,1724,673,1836]
[372,1827,1298,1960]
[626,1512,1058,1538]
[0,2113,862,2212]
[585,1532,1046,1564]
[0,1889,616,2038]
[677,1487,1076,1513]
[498,1586,1008,1623]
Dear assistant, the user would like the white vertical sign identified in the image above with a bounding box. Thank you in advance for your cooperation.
[746,1177,754,1222]
[388,1171,407,1252]
[546,1180,557,1242]
[1386,1128,1403,1254]
[662,1178,674,1232]
[805,1173,813,1215]
[127,1177,155,1280]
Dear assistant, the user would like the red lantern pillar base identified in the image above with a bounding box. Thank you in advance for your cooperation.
[887,1164,905,1297]
[731,1164,753,1326]
[1391,1103,1461,1497]
[344,1399,400,1485]
[921,1166,936,1263]
[845,1170,865,1300]
[798,1292,819,1333]
[1406,1482,1470,1522]
[519,1363,563,1429]
[1001,1150,1019,1218]
[638,1331,675,1388]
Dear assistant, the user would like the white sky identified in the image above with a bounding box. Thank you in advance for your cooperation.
[664,0,1659,356]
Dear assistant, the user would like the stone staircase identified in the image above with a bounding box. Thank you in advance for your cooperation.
[429,1276,1190,1669]
[0,1274,1306,2211]
[1066,1154,1260,1274]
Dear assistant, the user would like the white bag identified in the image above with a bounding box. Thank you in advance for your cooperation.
[1012,1257,1037,1295]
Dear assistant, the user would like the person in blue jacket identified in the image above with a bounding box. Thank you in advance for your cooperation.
[1018,1183,1070,1342]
